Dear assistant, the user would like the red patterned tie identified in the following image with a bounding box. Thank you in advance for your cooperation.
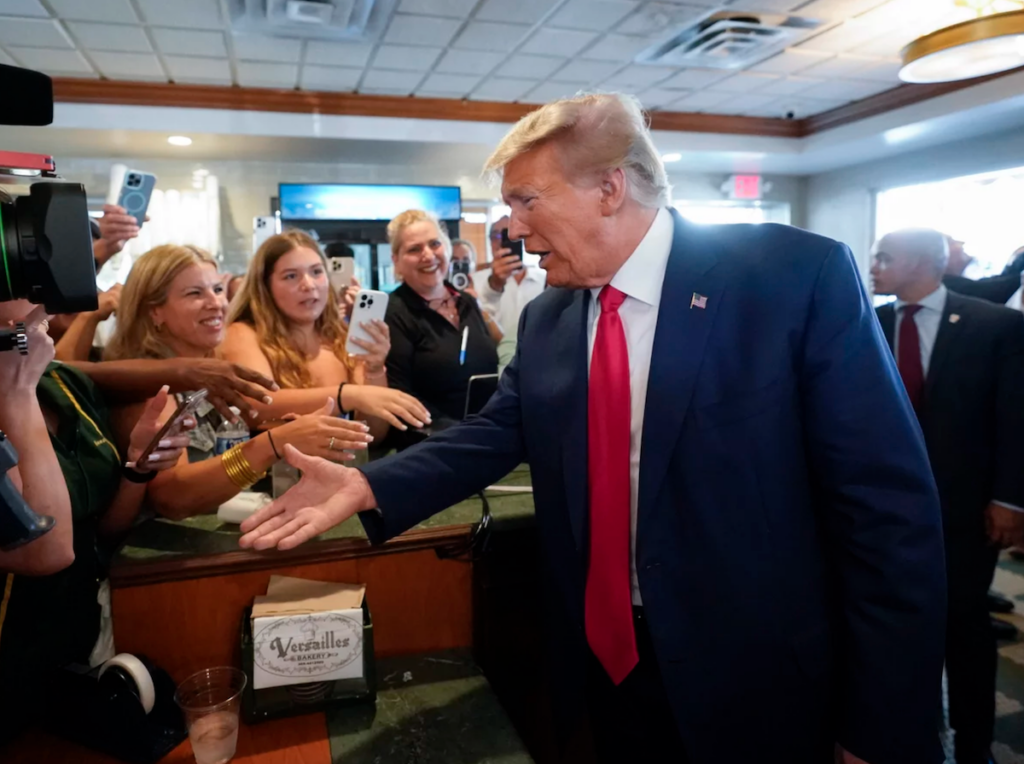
[586,285,639,685]
[898,304,925,412]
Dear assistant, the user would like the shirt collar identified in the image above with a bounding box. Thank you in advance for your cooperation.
[590,207,674,308]
[895,283,947,314]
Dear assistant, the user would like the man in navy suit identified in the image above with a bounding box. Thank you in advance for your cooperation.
[241,94,947,764]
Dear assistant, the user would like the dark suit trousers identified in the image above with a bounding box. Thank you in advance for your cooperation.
[945,527,1001,764]
[586,608,688,764]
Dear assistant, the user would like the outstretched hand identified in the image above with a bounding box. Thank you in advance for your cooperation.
[239,444,376,551]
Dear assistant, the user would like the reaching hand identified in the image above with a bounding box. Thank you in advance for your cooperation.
[488,249,522,291]
[172,358,280,421]
[343,385,431,431]
[0,305,54,394]
[239,444,376,550]
[273,398,373,462]
[126,385,193,472]
[341,276,361,320]
[348,318,390,374]
[986,502,1024,548]
[94,284,122,322]
[95,204,142,265]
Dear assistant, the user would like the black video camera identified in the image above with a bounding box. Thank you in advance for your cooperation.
[1,64,99,549]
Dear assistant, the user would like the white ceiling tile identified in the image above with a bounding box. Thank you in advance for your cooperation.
[453,21,530,52]
[853,58,902,83]
[796,20,885,54]
[659,67,730,89]
[639,87,688,109]
[797,53,881,79]
[580,33,649,62]
[602,63,676,89]
[501,54,564,79]
[550,59,621,83]
[707,72,781,94]
[7,46,93,74]
[476,0,555,24]
[0,18,73,48]
[151,27,226,57]
[799,77,895,101]
[758,75,825,96]
[360,69,423,93]
[397,0,477,17]
[231,35,303,63]
[549,0,638,32]
[668,90,734,111]
[796,0,889,21]
[384,14,460,47]
[235,61,298,88]
[743,100,789,118]
[305,41,373,67]
[748,49,832,75]
[520,28,598,57]
[0,0,47,17]
[851,31,912,59]
[90,50,166,79]
[67,21,151,52]
[417,72,480,95]
[712,94,779,116]
[470,77,538,102]
[163,55,231,84]
[435,49,505,75]
[616,3,706,37]
[301,65,362,92]
[771,96,847,117]
[522,80,586,104]
[46,0,138,23]
[372,44,442,71]
[135,0,222,29]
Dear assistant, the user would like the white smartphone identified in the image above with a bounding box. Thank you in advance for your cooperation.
[327,256,355,293]
[253,215,279,255]
[116,169,157,226]
[345,289,389,356]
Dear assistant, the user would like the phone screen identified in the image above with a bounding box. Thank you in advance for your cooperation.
[135,389,208,465]
[500,228,524,258]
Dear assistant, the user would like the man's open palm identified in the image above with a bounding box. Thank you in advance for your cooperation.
[239,445,373,551]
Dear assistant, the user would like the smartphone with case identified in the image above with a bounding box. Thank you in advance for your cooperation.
[327,256,355,294]
[252,215,279,255]
[500,228,524,259]
[134,389,207,465]
[116,169,157,227]
[345,290,389,356]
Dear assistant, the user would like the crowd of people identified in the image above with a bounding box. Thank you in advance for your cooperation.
[1,90,1023,762]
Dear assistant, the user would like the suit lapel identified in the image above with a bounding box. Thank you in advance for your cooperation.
[878,304,896,352]
[555,289,590,554]
[638,212,725,517]
[926,291,963,396]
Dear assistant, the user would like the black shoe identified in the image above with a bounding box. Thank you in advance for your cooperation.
[989,590,1015,613]
[992,616,1018,641]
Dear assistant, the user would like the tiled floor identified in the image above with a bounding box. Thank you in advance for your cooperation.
[985,553,1024,764]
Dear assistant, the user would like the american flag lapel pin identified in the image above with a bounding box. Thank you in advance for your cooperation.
[949,314,960,324]
[690,292,708,310]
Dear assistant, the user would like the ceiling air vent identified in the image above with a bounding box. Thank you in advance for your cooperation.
[229,0,398,41]
[635,9,826,70]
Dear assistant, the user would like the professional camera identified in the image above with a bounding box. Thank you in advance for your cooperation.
[1,64,100,549]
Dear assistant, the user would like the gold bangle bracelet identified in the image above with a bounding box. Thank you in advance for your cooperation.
[222,443,266,489]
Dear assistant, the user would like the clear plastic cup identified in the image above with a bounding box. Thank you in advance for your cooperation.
[174,667,247,764]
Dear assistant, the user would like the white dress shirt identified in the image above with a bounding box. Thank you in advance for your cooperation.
[895,283,1021,513]
[587,207,674,605]
[894,284,947,378]
[474,265,547,335]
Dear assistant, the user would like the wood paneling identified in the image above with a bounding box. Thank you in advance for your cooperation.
[457,221,489,267]
[111,549,472,683]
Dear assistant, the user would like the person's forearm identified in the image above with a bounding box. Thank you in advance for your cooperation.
[147,433,277,520]
[354,374,390,441]
[98,480,147,537]
[71,358,190,402]
[0,396,75,575]
[54,312,102,362]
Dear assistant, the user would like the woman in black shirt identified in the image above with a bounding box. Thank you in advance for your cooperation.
[385,210,499,440]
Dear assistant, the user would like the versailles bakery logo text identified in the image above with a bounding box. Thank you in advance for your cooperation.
[254,612,363,681]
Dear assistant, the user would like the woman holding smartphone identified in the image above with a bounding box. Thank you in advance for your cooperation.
[221,231,430,441]
[106,244,372,519]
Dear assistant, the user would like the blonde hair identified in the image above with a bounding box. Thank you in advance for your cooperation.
[387,209,451,259]
[484,92,670,208]
[105,244,218,361]
[226,230,351,389]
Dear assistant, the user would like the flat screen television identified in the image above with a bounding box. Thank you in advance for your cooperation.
[279,183,462,222]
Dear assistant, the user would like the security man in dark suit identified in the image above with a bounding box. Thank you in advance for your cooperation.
[872,228,1024,764]
[943,240,1024,305]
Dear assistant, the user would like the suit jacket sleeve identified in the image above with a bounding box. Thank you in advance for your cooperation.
[943,272,1023,304]
[993,310,1024,507]
[358,308,529,544]
[803,244,946,763]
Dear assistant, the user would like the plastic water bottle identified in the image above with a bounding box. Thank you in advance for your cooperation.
[214,407,250,455]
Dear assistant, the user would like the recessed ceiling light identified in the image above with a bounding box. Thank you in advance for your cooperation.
[168,135,192,146]
[662,152,682,163]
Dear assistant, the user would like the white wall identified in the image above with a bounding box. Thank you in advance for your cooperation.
[807,125,1024,278]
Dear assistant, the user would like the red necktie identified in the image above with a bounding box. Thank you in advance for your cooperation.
[586,285,639,685]
[898,304,925,412]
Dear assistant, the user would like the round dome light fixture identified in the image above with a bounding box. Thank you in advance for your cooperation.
[899,9,1024,83]
[167,135,193,146]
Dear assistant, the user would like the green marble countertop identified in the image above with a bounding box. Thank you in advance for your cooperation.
[327,649,534,764]
[112,465,535,566]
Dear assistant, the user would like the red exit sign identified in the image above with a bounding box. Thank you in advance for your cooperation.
[732,174,762,200]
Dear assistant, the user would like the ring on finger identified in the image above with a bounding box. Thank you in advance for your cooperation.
[329,436,337,451]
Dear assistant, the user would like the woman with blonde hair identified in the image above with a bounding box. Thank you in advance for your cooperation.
[222,230,429,439]
[107,244,373,519]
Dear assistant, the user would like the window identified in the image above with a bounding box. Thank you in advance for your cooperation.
[673,200,790,226]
